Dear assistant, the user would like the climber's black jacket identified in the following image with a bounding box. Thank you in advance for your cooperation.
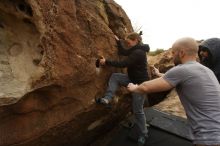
[106,40,150,84]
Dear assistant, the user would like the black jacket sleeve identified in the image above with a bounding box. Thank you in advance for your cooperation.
[105,50,140,68]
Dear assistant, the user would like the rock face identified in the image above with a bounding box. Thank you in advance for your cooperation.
[154,89,186,118]
[0,0,133,145]
[148,50,174,75]
[146,50,174,106]
[148,50,186,118]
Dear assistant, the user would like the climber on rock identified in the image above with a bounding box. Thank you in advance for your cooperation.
[96,32,150,146]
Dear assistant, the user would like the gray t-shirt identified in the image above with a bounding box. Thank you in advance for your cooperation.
[163,61,220,145]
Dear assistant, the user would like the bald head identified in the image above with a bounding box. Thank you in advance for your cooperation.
[172,37,198,56]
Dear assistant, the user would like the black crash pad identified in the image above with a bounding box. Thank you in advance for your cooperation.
[145,108,191,140]
[108,108,193,146]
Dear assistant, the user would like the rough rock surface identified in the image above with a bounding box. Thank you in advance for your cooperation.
[148,49,174,75]
[148,50,186,118]
[0,0,133,145]
[154,89,186,118]
[146,50,174,106]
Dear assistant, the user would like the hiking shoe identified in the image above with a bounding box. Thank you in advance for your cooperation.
[100,98,109,105]
[137,136,146,146]
[95,97,109,105]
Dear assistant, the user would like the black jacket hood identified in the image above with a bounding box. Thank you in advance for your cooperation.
[199,38,220,83]
[139,44,150,52]
[199,38,220,63]
[117,39,150,55]
[129,44,150,53]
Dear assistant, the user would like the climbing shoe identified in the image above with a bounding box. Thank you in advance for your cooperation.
[137,135,146,146]
[95,97,109,105]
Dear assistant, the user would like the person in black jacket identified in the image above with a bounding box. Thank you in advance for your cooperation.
[198,38,220,83]
[97,32,150,145]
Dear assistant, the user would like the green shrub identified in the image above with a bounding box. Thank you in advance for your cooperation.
[148,49,165,56]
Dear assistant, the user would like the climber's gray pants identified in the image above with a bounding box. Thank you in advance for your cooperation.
[104,73,148,136]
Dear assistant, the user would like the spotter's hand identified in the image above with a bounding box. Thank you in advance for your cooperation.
[127,83,138,92]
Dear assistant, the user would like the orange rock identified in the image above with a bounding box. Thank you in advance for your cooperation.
[0,0,133,145]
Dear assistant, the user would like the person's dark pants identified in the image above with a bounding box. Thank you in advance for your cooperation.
[103,73,148,136]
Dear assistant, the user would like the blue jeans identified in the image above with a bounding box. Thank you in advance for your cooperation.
[104,73,148,136]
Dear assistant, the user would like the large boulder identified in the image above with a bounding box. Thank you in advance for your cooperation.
[154,89,186,118]
[146,50,174,106]
[148,49,174,75]
[0,0,133,145]
[148,50,186,118]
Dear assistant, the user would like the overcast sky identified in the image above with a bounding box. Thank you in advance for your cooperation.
[114,0,220,51]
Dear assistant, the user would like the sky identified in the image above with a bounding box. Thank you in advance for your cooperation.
[114,0,220,51]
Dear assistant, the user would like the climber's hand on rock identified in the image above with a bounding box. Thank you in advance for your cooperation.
[100,57,106,65]
[114,35,119,41]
